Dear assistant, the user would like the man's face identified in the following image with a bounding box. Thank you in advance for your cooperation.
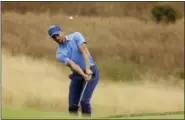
[52,31,66,44]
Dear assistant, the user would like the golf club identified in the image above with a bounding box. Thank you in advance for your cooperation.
[78,81,88,106]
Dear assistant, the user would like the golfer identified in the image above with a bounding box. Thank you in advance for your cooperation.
[48,25,99,117]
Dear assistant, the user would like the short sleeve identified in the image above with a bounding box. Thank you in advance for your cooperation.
[74,32,86,46]
[56,53,70,66]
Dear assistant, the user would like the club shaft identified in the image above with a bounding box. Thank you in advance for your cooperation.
[78,82,88,106]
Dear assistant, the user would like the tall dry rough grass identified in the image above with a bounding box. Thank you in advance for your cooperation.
[2,12,184,80]
[2,2,184,20]
[2,53,184,117]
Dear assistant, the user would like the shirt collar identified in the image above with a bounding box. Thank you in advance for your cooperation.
[65,35,71,42]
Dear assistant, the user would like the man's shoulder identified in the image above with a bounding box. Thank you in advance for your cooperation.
[56,44,61,53]
[56,45,69,58]
[66,32,83,42]
[56,44,64,53]
[67,32,83,37]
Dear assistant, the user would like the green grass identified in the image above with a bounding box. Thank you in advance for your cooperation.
[2,105,72,119]
[2,105,184,119]
[123,114,184,119]
[107,111,184,119]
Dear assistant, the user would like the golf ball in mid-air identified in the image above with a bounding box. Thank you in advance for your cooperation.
[69,16,73,20]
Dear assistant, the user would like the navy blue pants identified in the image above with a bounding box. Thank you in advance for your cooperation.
[68,65,99,116]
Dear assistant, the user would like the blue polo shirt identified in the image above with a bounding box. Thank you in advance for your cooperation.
[56,32,95,72]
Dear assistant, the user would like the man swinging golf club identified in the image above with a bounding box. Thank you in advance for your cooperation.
[48,25,99,117]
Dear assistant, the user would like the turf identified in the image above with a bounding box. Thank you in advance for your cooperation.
[2,105,184,119]
[2,105,73,119]
[123,114,184,119]
[108,112,184,119]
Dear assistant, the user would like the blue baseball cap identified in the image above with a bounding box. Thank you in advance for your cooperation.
[48,25,61,38]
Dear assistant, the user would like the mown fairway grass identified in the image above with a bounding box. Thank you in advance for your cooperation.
[121,114,184,119]
[2,105,71,119]
[108,111,184,119]
[2,105,184,119]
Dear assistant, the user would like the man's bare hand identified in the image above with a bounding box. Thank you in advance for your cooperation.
[86,69,93,75]
[83,74,92,81]
[85,69,93,81]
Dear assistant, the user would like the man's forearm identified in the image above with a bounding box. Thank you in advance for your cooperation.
[79,44,91,71]
[69,62,86,77]
[82,51,91,70]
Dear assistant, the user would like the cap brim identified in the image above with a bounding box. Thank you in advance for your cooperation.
[51,31,60,37]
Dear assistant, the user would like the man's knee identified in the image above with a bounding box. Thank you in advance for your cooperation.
[68,104,79,113]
